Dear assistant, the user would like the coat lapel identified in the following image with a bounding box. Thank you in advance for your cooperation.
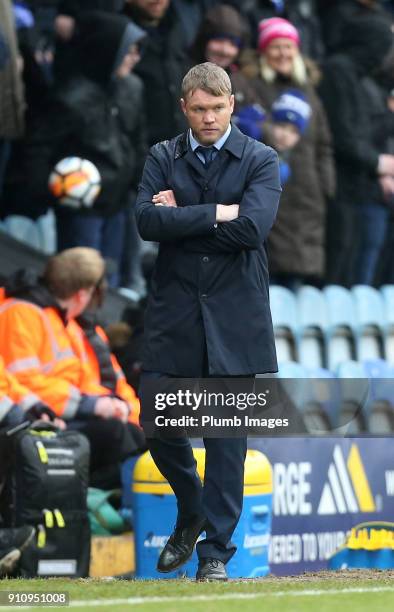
[174,124,247,182]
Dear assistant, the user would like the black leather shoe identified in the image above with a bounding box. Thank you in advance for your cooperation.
[157,516,206,573]
[196,558,228,581]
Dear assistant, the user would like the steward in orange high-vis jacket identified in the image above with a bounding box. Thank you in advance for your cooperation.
[0,355,55,427]
[0,271,111,420]
[0,249,146,486]
[75,314,141,427]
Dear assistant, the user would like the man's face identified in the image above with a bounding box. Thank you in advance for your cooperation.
[272,123,300,152]
[181,88,234,146]
[205,38,240,69]
[126,0,169,21]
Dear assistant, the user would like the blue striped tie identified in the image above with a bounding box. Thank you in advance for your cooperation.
[197,146,215,168]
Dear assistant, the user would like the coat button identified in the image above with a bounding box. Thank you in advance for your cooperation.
[202,256,209,263]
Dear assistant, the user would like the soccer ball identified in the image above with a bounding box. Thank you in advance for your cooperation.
[48,157,101,209]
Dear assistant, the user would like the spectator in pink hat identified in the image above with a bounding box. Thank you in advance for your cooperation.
[233,16,335,288]
[257,17,306,85]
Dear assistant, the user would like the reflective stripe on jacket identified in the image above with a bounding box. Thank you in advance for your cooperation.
[0,298,110,419]
[78,322,140,426]
[0,355,39,423]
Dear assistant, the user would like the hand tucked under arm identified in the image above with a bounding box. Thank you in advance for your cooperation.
[182,148,281,253]
[136,154,218,241]
[152,191,239,223]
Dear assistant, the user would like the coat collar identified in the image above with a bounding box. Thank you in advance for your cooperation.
[174,123,246,161]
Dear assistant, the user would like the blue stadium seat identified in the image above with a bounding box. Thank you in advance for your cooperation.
[304,367,341,432]
[335,361,369,433]
[380,285,394,364]
[323,285,356,330]
[270,286,298,364]
[351,285,384,362]
[297,286,328,330]
[323,286,355,370]
[296,286,327,369]
[362,359,394,403]
[380,285,394,327]
[270,285,298,331]
[277,361,308,412]
[277,363,340,432]
[362,359,394,434]
[2,212,56,254]
[352,285,385,329]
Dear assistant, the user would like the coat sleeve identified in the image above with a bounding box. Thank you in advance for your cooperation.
[94,326,141,427]
[113,356,141,427]
[0,305,76,418]
[313,95,336,199]
[135,149,218,242]
[182,146,281,253]
[0,303,95,420]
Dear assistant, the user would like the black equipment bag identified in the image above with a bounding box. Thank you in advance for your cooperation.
[3,423,91,577]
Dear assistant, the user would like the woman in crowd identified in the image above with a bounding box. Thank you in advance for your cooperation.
[237,17,335,288]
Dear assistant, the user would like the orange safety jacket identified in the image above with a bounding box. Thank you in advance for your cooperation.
[0,297,113,419]
[0,355,40,424]
[76,320,140,426]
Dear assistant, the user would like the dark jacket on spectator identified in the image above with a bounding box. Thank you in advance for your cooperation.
[57,0,124,16]
[361,76,394,204]
[238,52,335,278]
[189,3,255,110]
[124,2,188,145]
[317,0,387,54]
[0,0,25,139]
[190,4,250,65]
[318,14,393,205]
[172,0,217,48]
[26,11,147,217]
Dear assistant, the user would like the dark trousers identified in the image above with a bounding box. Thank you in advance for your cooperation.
[56,208,126,287]
[326,198,358,287]
[353,202,389,286]
[139,371,248,564]
[0,140,11,198]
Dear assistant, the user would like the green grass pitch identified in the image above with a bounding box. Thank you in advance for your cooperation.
[0,571,394,612]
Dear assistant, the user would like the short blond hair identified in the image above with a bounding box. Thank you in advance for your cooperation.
[182,62,232,99]
[43,247,105,300]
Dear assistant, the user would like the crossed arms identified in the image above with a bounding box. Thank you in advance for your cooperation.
[135,147,281,252]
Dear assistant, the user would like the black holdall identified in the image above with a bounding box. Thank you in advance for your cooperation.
[3,421,91,578]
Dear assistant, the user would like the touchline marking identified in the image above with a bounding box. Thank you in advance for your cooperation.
[1,586,394,610]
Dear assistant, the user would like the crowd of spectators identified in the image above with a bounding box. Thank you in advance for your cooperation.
[0,0,394,573]
[0,0,394,290]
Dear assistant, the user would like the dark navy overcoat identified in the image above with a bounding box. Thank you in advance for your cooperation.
[135,124,281,376]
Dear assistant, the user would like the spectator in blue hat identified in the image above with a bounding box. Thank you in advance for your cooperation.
[232,18,335,289]
[235,89,312,185]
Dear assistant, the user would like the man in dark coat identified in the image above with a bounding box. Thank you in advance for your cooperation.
[135,62,281,581]
[318,13,394,286]
[26,11,148,285]
[123,0,189,145]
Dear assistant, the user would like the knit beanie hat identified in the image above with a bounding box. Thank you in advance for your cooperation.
[258,17,300,52]
[271,90,311,134]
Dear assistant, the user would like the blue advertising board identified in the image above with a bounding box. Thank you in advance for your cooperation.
[250,437,394,575]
